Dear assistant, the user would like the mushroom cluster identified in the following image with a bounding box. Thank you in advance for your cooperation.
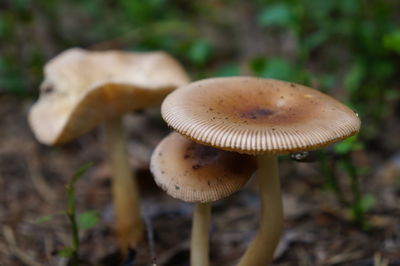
[30,47,361,265]
[155,76,360,265]
[29,48,189,253]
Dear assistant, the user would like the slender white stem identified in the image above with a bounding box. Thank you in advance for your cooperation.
[191,202,212,266]
[238,154,283,266]
[105,116,143,254]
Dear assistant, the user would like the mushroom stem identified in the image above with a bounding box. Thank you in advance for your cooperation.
[191,202,211,266]
[105,116,143,254]
[238,154,283,266]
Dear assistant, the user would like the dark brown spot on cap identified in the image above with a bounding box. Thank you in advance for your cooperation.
[192,164,201,170]
[241,108,275,119]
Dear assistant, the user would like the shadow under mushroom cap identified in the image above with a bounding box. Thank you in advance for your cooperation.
[161,77,361,155]
[150,132,256,203]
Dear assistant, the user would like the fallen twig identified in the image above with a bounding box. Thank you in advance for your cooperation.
[2,225,43,266]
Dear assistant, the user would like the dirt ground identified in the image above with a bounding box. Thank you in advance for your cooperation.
[0,95,399,266]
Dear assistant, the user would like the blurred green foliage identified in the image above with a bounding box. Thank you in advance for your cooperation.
[2,0,398,136]
[1,0,398,100]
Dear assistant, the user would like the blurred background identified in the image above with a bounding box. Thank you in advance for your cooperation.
[0,0,399,265]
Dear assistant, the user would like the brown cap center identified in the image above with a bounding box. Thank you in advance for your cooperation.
[240,107,275,120]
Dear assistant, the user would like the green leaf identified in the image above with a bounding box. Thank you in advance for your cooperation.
[372,61,396,81]
[71,162,94,185]
[250,57,308,83]
[304,30,329,51]
[119,0,165,22]
[258,4,293,28]
[79,1,102,15]
[258,58,297,81]
[338,0,358,16]
[34,212,64,224]
[357,167,371,176]
[318,74,337,90]
[14,0,31,9]
[249,57,267,75]
[334,135,363,154]
[188,39,212,66]
[214,63,241,77]
[383,30,400,53]
[334,140,352,155]
[58,246,75,258]
[359,194,375,212]
[78,211,99,230]
[0,16,6,38]
[344,62,366,94]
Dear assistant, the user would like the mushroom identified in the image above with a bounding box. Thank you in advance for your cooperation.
[150,132,256,266]
[28,48,189,252]
[161,77,361,265]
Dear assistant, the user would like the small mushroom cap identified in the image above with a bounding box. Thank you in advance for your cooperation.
[162,77,361,155]
[29,48,190,145]
[150,132,257,203]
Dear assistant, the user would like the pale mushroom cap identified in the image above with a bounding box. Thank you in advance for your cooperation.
[162,77,361,155]
[150,132,256,203]
[29,48,190,145]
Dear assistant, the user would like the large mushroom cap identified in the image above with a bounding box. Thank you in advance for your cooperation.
[29,48,190,145]
[150,132,256,203]
[162,77,361,155]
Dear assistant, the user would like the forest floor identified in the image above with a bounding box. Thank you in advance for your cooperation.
[0,95,399,266]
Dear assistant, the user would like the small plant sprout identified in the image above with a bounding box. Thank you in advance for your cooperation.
[28,48,190,254]
[161,77,361,265]
[150,132,256,266]
[63,162,96,265]
[36,162,97,266]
